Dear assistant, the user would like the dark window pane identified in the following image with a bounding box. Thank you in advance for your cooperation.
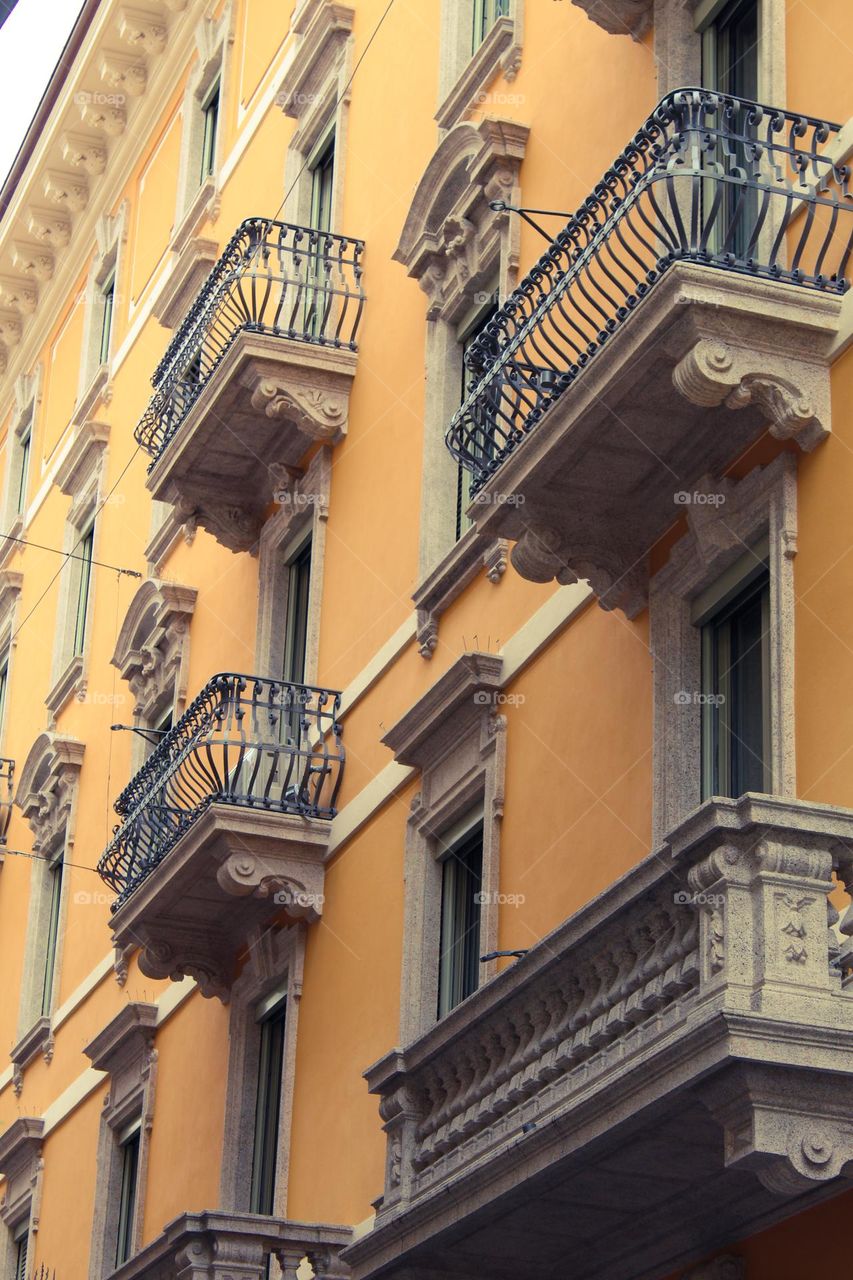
[115,1129,141,1267]
[438,823,484,1018]
[250,1000,287,1215]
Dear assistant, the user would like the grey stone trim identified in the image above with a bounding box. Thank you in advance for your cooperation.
[255,447,330,687]
[9,1018,53,1097]
[435,4,524,132]
[109,806,332,1001]
[170,176,219,257]
[383,653,506,1041]
[111,577,197,770]
[466,264,839,618]
[412,529,508,660]
[172,4,234,238]
[84,1003,158,1280]
[346,794,853,1280]
[152,235,219,328]
[147,330,356,554]
[107,1211,351,1280]
[0,1116,43,1279]
[0,367,42,556]
[650,452,797,841]
[0,569,23,753]
[394,117,527,580]
[573,0,652,38]
[220,925,305,1214]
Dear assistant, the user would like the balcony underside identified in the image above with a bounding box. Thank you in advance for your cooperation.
[109,804,330,1000]
[466,265,841,618]
[147,328,356,552]
[346,795,853,1280]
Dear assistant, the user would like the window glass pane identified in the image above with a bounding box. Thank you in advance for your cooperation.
[472,0,509,52]
[456,295,499,540]
[115,1128,141,1267]
[99,275,115,366]
[701,571,769,800]
[41,858,64,1016]
[0,657,8,739]
[309,136,335,234]
[73,524,95,657]
[250,1000,287,1214]
[16,428,31,516]
[702,0,759,257]
[282,541,312,687]
[438,823,484,1018]
[199,81,220,182]
[14,1219,28,1280]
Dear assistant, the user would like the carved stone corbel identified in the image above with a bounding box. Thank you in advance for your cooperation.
[43,169,88,212]
[118,8,167,55]
[249,378,348,442]
[672,339,828,452]
[78,101,127,136]
[571,0,653,39]
[11,243,54,282]
[61,131,107,176]
[26,208,71,247]
[99,51,147,96]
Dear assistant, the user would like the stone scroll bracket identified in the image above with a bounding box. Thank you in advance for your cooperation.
[672,338,831,453]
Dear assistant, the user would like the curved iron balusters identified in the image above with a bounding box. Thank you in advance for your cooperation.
[446,88,852,490]
[98,673,344,907]
[0,757,13,845]
[135,217,365,466]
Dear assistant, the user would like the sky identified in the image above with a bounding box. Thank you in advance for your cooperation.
[0,0,85,190]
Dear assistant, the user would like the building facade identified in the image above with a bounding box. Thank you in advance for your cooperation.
[0,0,852,1276]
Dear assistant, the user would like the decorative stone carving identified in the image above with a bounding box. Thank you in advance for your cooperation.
[412,530,510,661]
[43,169,88,212]
[0,276,37,313]
[249,378,348,441]
[395,117,529,322]
[10,1018,54,1096]
[0,1117,44,1234]
[571,0,653,39]
[672,338,828,452]
[61,130,108,175]
[0,312,22,346]
[483,537,509,583]
[26,208,71,247]
[118,7,168,55]
[99,50,147,95]
[11,243,53,282]
[15,732,85,855]
[276,0,355,124]
[79,100,127,136]
[111,578,197,721]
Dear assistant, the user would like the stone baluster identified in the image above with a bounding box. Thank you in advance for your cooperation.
[834,840,853,990]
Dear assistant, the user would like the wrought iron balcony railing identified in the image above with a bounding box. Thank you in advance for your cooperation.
[446,88,853,491]
[135,217,365,466]
[0,756,13,845]
[97,673,344,907]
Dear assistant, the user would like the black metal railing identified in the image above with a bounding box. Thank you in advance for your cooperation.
[0,756,14,845]
[135,217,365,466]
[446,88,853,490]
[97,673,344,907]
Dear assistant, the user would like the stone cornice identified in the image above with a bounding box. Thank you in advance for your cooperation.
[83,1000,158,1072]
[0,1115,44,1177]
[275,0,355,118]
[382,651,503,767]
[55,418,110,497]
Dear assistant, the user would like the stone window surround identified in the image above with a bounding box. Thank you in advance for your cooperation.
[84,1002,158,1280]
[651,0,785,103]
[45,419,110,720]
[649,452,796,843]
[0,1117,44,1280]
[436,0,524,131]
[393,117,528,659]
[111,577,198,774]
[275,0,355,234]
[76,205,129,413]
[382,651,507,1043]
[219,923,306,1214]
[0,569,23,755]
[0,368,42,565]
[254,446,330,687]
[171,3,234,255]
[11,730,85,1086]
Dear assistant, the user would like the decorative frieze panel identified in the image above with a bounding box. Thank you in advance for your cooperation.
[346,794,853,1280]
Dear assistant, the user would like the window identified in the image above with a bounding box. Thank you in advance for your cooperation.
[702,0,759,256]
[14,423,31,518]
[472,0,509,51]
[12,1218,28,1280]
[98,272,115,367]
[309,134,335,235]
[40,855,64,1017]
[114,1120,141,1268]
[282,539,312,687]
[456,294,499,541]
[72,523,95,658]
[700,568,770,801]
[199,79,220,184]
[0,651,8,740]
[249,994,287,1215]
[438,821,484,1018]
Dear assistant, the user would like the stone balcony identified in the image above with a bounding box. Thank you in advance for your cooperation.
[97,673,344,1000]
[344,794,853,1280]
[135,216,365,552]
[445,89,852,617]
[107,1211,351,1280]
